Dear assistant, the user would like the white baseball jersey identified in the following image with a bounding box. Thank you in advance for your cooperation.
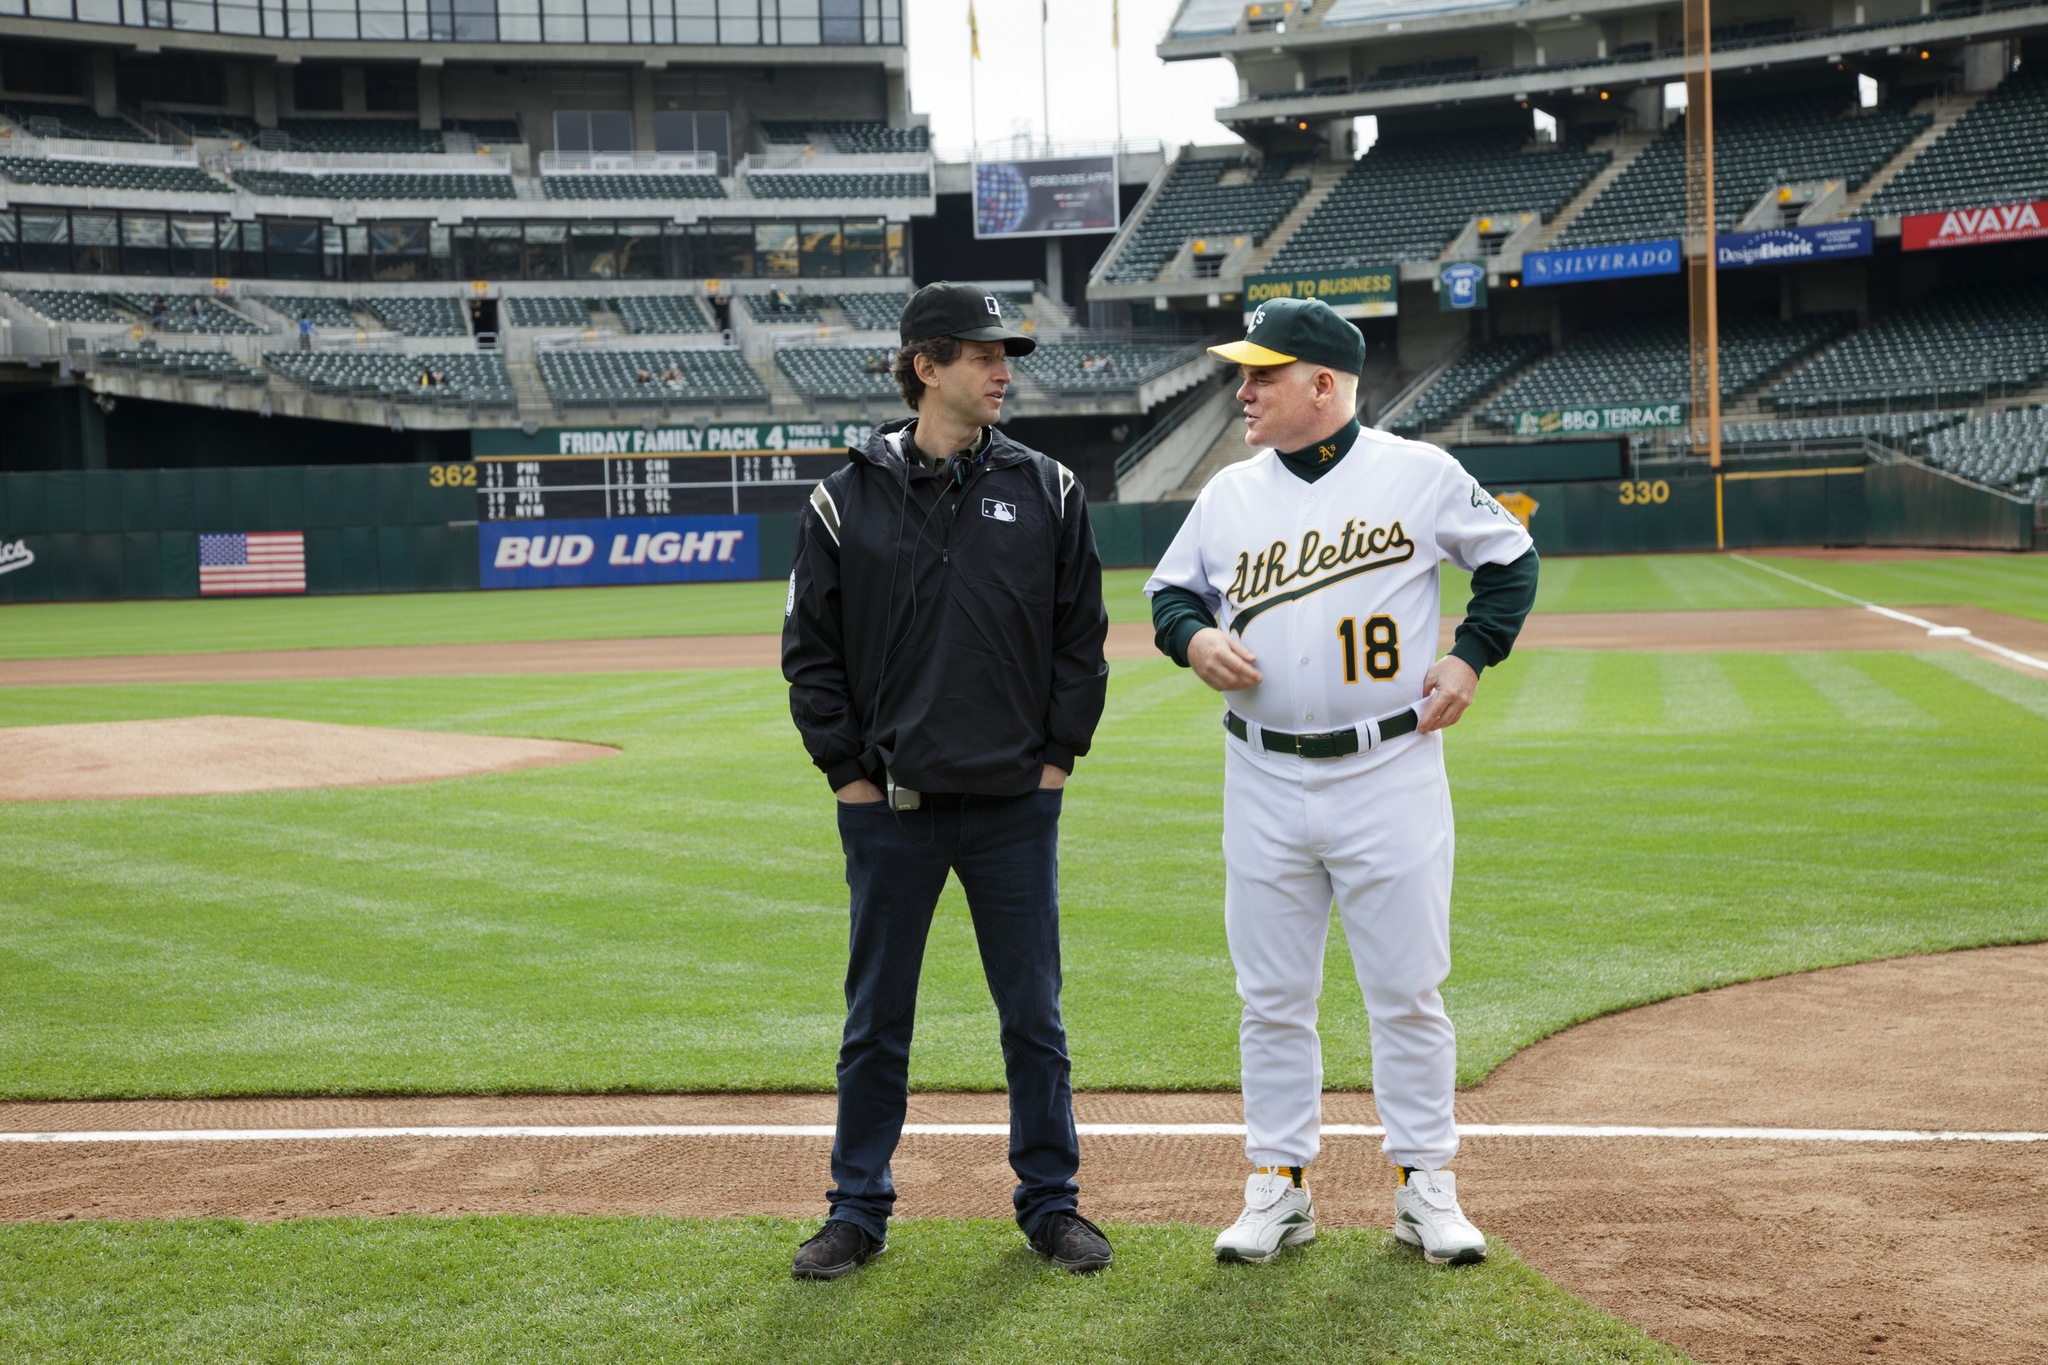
[1145,424,1533,762]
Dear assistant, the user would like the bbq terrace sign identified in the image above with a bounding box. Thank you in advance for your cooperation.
[1902,201,2048,251]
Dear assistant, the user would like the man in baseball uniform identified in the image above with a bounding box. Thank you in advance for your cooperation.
[1145,298,1538,1266]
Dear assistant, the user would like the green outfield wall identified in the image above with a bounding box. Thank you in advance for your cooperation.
[0,455,2032,603]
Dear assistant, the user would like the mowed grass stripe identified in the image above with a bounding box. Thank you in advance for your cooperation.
[0,1217,1681,1365]
[3,651,2044,1099]
[1922,651,2048,721]
[1654,655,1752,732]
[1784,653,1937,729]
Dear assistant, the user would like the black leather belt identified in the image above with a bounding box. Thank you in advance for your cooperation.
[1225,705,1420,758]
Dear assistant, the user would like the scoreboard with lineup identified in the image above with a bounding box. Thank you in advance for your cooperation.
[471,421,871,522]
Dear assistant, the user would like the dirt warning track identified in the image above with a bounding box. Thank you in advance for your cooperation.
[4,606,2045,687]
[5,944,2045,1364]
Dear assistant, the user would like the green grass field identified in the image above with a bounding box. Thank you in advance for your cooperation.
[0,1218,1681,1365]
[3,551,2044,1363]
[2,551,2041,659]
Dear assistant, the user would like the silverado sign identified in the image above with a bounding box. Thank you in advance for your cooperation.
[1902,200,2048,251]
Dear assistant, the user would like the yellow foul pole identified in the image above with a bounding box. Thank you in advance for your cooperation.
[1685,0,1724,547]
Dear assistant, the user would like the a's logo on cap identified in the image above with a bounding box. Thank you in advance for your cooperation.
[984,294,1000,316]
[1249,304,1268,330]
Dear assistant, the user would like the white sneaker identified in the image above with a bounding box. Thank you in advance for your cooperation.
[1392,1168,1488,1265]
[1213,1169,1317,1264]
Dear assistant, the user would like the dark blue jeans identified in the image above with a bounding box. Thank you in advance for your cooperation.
[826,787,1079,1242]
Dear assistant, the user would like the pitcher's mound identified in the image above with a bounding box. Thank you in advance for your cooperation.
[0,716,617,802]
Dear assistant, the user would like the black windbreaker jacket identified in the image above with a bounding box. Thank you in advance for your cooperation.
[781,417,1109,797]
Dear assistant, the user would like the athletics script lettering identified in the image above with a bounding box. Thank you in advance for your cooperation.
[1226,520,1416,633]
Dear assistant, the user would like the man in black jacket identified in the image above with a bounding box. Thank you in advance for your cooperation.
[782,282,1112,1280]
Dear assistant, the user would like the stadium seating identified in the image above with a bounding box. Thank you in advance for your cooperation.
[174,113,261,141]
[115,294,263,335]
[758,120,930,153]
[829,292,911,331]
[1386,336,1547,436]
[541,172,726,200]
[610,294,715,334]
[1923,408,2048,495]
[1014,342,1197,391]
[1,158,227,194]
[265,351,514,405]
[775,346,898,399]
[1,100,148,142]
[275,119,447,153]
[1103,152,1309,285]
[1674,411,1968,453]
[1766,285,2048,412]
[1560,93,1927,247]
[254,296,363,329]
[536,349,768,406]
[7,289,132,324]
[744,292,828,325]
[747,172,929,198]
[1272,130,1609,271]
[230,170,516,199]
[446,118,523,144]
[360,296,470,337]
[1861,67,2048,217]
[94,349,267,384]
[1481,314,1848,427]
[505,297,596,329]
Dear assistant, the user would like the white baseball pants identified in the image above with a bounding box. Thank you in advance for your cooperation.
[1222,730,1459,1172]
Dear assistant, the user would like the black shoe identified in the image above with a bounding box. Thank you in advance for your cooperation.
[1028,1211,1114,1273]
[792,1219,885,1281]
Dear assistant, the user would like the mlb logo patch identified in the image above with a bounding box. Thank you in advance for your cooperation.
[982,498,1017,523]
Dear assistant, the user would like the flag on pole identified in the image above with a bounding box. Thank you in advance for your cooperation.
[968,0,979,58]
[1112,0,1120,48]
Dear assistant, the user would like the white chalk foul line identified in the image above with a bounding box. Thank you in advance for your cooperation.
[2,1123,2045,1145]
[1729,553,2048,674]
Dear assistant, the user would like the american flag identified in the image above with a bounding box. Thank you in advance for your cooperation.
[198,532,306,596]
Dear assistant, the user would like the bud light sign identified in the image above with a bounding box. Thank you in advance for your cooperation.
[480,514,758,589]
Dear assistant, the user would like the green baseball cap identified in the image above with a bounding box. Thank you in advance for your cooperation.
[1210,297,1365,375]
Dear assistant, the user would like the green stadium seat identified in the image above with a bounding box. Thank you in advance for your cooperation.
[360,297,470,338]
[541,173,726,200]
[1862,68,2048,218]
[1273,131,1609,271]
[264,350,514,406]
[775,346,898,399]
[1,157,228,194]
[1481,315,1849,429]
[1105,152,1310,284]
[536,349,768,406]
[1766,285,2048,413]
[1562,92,1927,248]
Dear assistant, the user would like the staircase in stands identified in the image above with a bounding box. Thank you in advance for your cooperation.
[1522,126,1661,253]
[1838,89,1990,218]
[1237,161,1355,277]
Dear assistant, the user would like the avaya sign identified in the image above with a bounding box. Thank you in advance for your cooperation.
[1902,201,2048,251]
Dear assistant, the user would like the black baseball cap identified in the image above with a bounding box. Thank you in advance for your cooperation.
[1210,297,1365,375]
[899,281,1037,356]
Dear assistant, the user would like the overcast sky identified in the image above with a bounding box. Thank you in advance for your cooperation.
[903,0,1242,156]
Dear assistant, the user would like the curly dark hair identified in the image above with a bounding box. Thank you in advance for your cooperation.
[891,335,962,411]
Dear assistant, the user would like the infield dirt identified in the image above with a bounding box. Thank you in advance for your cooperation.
[4,605,2045,687]
[6,944,2045,1365]
[0,716,618,801]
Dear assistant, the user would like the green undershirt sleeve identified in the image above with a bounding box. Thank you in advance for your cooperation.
[1449,546,1540,675]
[1150,585,1218,667]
